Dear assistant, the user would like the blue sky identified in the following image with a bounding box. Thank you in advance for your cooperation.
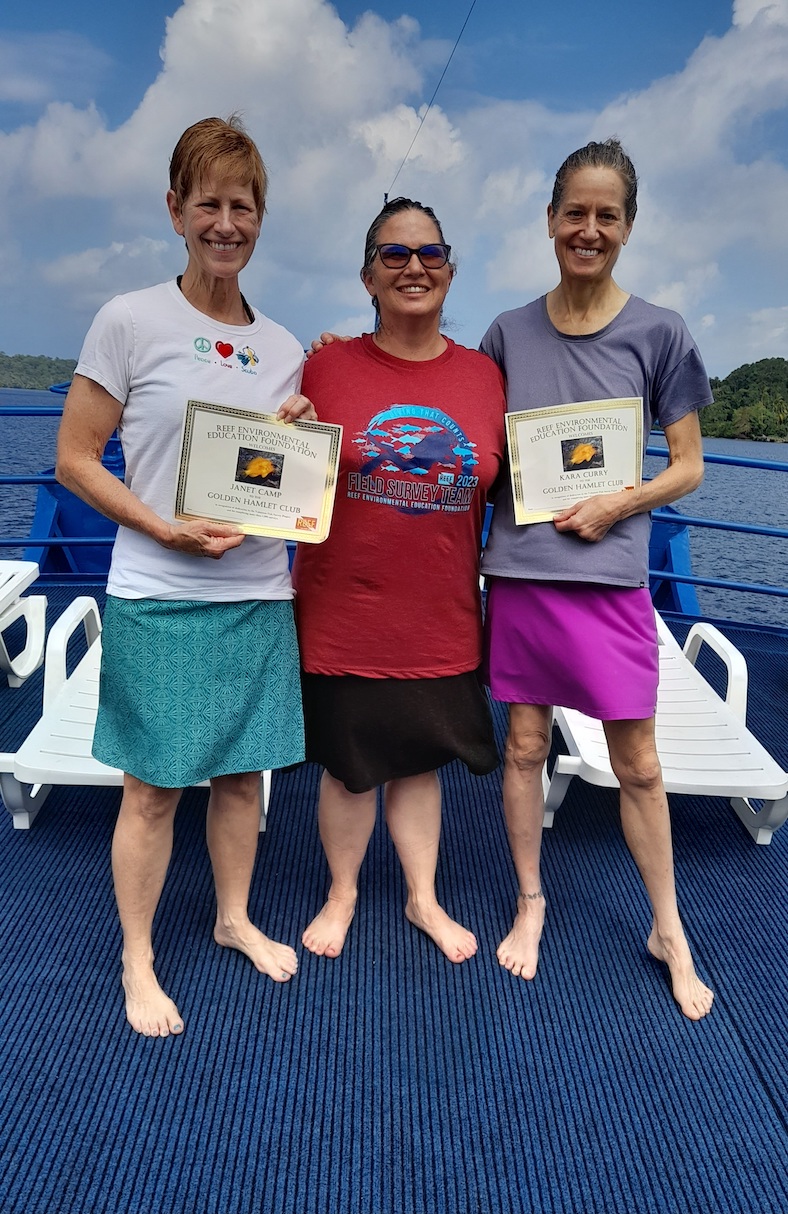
[1,0,786,377]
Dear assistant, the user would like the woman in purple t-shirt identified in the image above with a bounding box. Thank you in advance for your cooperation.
[481,138,714,1021]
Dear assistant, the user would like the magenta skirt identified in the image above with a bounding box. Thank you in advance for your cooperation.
[483,578,658,720]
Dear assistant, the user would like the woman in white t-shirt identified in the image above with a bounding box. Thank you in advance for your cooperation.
[56,116,314,1038]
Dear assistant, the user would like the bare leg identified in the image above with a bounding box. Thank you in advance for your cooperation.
[385,772,477,963]
[302,771,377,957]
[208,772,297,982]
[496,703,550,979]
[604,717,714,1021]
[112,775,184,1037]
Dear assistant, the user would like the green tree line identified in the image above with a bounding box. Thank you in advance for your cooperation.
[0,352,77,390]
[2,351,787,443]
[704,357,788,441]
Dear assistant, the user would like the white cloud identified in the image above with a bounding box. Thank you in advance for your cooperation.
[354,103,464,173]
[0,32,111,106]
[0,0,786,377]
[318,312,371,341]
[43,237,171,286]
[476,168,548,220]
[40,237,174,317]
[733,0,788,26]
[745,305,788,352]
[649,266,722,316]
[596,16,788,174]
[485,216,557,297]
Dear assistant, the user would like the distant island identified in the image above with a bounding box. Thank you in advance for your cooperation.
[0,352,77,390]
[705,357,788,442]
[1,351,786,443]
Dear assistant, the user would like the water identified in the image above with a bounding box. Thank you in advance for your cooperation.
[644,437,788,628]
[1,389,786,628]
[0,389,62,552]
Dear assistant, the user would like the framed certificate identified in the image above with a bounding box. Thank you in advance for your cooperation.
[506,397,643,524]
[174,400,342,543]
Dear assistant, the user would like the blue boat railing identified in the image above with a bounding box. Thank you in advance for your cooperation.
[646,442,788,604]
[0,400,120,573]
[0,407,65,417]
[1,407,786,608]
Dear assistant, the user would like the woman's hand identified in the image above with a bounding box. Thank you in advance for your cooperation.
[162,519,245,559]
[552,490,633,543]
[306,332,351,358]
[277,393,317,422]
[553,414,705,543]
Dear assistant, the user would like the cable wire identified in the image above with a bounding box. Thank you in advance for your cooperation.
[384,0,479,202]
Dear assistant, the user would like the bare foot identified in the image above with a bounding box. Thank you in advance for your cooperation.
[122,955,184,1038]
[647,928,714,1020]
[405,899,478,963]
[496,891,546,979]
[214,919,298,983]
[302,893,357,958]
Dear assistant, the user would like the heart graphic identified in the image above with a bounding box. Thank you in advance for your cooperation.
[216,341,234,359]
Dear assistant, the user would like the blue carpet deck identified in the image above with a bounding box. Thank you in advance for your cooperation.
[1,598,787,1214]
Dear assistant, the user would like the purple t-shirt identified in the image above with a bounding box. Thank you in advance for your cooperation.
[480,295,713,587]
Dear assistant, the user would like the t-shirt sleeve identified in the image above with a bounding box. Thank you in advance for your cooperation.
[293,358,304,395]
[301,349,321,398]
[74,295,135,405]
[479,320,503,370]
[300,341,347,419]
[652,319,713,430]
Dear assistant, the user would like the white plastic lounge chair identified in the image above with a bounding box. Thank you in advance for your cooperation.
[0,559,47,688]
[0,597,270,830]
[544,612,788,845]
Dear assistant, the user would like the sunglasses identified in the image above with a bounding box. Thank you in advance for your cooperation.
[375,243,451,269]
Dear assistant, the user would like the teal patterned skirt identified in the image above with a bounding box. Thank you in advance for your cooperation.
[93,596,304,787]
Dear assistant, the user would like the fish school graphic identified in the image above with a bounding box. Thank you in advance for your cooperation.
[347,404,480,515]
[192,336,259,374]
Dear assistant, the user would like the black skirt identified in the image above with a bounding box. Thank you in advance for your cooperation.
[301,669,500,794]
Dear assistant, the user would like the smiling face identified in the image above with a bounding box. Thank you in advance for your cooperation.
[361,209,453,329]
[167,173,262,284]
[547,166,633,286]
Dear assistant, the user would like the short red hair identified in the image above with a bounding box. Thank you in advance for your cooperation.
[169,115,267,215]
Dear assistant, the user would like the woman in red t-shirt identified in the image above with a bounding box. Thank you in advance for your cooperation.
[293,197,506,964]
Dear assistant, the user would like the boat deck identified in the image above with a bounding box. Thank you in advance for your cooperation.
[1,587,787,1214]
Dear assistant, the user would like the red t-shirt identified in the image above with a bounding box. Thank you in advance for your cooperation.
[293,334,506,677]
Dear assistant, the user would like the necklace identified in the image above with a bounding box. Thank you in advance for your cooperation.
[176,275,254,324]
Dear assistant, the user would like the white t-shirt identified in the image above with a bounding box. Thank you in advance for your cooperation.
[75,280,305,600]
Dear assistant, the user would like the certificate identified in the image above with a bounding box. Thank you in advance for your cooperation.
[174,400,342,543]
[506,397,643,524]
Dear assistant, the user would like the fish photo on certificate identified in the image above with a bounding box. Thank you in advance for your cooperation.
[561,435,604,471]
[234,447,285,488]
